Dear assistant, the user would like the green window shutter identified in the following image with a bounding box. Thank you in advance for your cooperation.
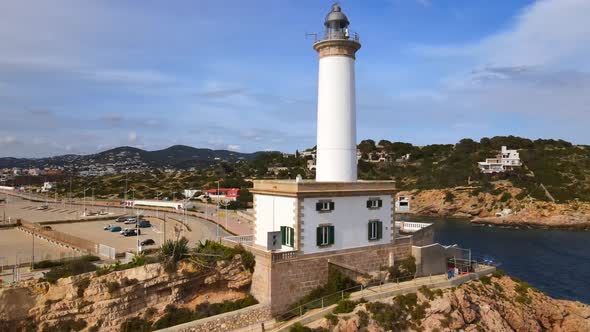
[328,226,335,245]
[377,221,383,239]
[368,222,372,240]
[316,202,322,211]
[378,199,383,208]
[329,202,335,210]
[290,227,295,247]
[366,200,372,208]
[316,227,322,246]
[280,226,286,245]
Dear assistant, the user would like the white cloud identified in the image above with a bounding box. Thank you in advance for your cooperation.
[227,144,240,151]
[0,136,18,145]
[128,131,138,143]
[413,0,590,69]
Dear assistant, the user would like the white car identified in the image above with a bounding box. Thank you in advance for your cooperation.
[124,218,136,224]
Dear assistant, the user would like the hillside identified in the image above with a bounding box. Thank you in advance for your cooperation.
[309,272,590,332]
[357,136,590,203]
[0,145,261,171]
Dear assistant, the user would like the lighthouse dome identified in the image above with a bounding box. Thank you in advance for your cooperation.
[324,4,350,29]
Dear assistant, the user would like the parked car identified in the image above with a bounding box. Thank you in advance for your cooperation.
[124,218,137,224]
[37,204,49,210]
[123,229,140,237]
[140,239,155,246]
[109,226,122,232]
[103,224,116,231]
[137,220,151,228]
[116,216,129,222]
[42,225,52,230]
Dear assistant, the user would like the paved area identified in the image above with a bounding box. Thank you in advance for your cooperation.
[0,228,78,266]
[0,197,119,223]
[49,216,229,253]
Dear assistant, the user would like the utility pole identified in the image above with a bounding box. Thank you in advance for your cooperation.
[124,172,128,214]
[31,228,35,269]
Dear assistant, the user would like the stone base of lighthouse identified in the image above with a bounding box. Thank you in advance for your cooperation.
[247,241,412,314]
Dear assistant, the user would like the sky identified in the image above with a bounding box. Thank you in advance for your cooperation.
[0,0,589,157]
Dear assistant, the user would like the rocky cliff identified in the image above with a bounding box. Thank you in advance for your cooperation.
[318,274,590,332]
[397,183,590,230]
[0,255,252,331]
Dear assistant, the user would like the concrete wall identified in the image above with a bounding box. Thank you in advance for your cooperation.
[253,195,297,249]
[412,244,464,276]
[300,195,393,254]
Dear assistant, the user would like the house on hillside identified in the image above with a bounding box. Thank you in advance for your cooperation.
[478,146,522,173]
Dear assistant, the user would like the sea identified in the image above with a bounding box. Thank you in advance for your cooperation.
[401,215,590,304]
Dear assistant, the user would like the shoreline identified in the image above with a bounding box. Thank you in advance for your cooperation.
[470,216,590,231]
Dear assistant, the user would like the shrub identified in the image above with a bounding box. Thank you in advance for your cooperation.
[160,237,189,262]
[120,317,151,332]
[491,269,505,278]
[42,259,97,284]
[105,281,120,294]
[479,275,492,285]
[121,277,138,288]
[332,299,357,314]
[499,192,512,202]
[41,319,87,332]
[357,310,369,328]
[324,313,338,325]
[152,305,194,330]
[74,278,90,297]
[292,267,358,309]
[388,256,416,281]
[444,191,455,203]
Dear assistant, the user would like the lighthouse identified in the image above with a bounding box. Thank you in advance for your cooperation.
[314,4,361,182]
[245,4,403,314]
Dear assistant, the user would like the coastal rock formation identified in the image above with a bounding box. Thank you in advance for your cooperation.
[320,274,590,332]
[0,255,252,331]
[397,184,590,230]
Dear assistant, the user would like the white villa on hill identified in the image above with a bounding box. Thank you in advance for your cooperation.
[478,146,522,173]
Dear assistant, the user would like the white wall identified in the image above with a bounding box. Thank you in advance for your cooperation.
[253,194,297,250]
[300,195,393,254]
[316,55,357,182]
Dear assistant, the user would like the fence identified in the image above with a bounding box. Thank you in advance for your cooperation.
[98,244,116,259]
[19,220,97,254]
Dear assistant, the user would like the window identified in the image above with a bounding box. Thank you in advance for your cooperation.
[316,200,335,212]
[368,220,383,241]
[366,198,383,209]
[280,226,294,247]
[316,225,335,246]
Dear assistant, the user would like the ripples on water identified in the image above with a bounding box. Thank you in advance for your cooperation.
[401,215,590,304]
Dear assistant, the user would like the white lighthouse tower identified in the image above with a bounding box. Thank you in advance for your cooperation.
[314,4,361,182]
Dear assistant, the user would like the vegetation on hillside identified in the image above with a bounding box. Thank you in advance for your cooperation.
[44,136,589,204]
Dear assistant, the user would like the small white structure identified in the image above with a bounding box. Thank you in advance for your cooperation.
[478,146,522,173]
[41,182,53,193]
[126,200,194,210]
[395,195,410,213]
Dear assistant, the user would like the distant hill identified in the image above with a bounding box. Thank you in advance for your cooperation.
[0,145,262,171]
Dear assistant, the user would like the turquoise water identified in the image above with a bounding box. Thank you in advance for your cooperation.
[401,215,590,304]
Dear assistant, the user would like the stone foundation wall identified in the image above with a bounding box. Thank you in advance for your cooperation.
[158,304,271,332]
[250,242,412,314]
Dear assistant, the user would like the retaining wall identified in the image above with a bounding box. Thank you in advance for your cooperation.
[155,304,271,332]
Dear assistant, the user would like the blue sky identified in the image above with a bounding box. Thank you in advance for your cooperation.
[1,0,589,157]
